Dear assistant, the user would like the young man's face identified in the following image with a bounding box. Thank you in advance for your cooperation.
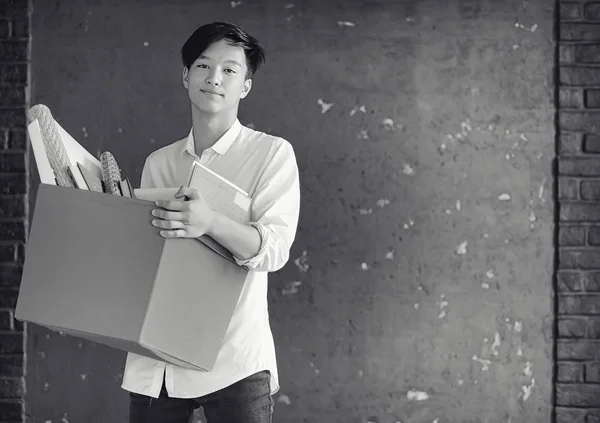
[182,39,252,115]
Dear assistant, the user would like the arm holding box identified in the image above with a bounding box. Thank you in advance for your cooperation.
[150,141,300,272]
[213,142,300,272]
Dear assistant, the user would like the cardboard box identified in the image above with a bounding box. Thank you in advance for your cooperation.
[15,183,249,372]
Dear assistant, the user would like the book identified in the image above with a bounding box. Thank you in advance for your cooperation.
[186,161,251,224]
[67,164,89,190]
[119,178,135,198]
[77,162,104,193]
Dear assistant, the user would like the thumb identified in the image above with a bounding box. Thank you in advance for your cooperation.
[174,186,200,200]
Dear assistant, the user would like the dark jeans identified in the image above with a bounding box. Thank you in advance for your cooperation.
[128,370,273,423]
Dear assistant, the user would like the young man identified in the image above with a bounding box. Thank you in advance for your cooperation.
[121,22,301,423]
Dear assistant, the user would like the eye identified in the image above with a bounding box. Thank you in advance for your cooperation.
[225,69,236,74]
[197,64,208,69]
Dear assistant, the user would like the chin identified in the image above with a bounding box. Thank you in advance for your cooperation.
[191,98,222,114]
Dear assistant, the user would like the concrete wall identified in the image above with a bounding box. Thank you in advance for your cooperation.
[24,0,555,422]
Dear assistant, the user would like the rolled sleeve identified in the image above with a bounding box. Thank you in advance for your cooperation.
[234,141,300,272]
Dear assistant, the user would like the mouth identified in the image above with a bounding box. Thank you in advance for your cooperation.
[201,89,223,97]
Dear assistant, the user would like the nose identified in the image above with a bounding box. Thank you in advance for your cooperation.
[206,69,222,87]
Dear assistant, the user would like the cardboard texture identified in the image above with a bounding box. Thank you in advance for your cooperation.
[15,184,249,372]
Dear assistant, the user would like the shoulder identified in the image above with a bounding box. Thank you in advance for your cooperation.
[240,125,296,157]
[143,135,188,167]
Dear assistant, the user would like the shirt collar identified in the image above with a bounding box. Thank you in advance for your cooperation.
[181,119,242,157]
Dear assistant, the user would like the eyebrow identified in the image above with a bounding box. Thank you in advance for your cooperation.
[199,55,243,67]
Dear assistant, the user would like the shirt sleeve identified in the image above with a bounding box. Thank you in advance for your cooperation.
[140,157,155,189]
[234,141,301,273]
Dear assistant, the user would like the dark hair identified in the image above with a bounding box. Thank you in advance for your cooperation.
[181,22,266,78]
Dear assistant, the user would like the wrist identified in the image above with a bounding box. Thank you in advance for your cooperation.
[205,209,220,237]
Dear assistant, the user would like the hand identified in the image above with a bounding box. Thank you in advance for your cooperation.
[151,186,216,238]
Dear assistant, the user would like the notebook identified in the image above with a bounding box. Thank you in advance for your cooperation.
[186,161,251,224]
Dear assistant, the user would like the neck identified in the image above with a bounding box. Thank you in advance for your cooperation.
[191,106,238,155]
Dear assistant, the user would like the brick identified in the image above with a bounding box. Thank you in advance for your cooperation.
[585,134,600,153]
[558,316,588,336]
[13,316,23,332]
[557,383,600,406]
[561,23,600,41]
[0,39,27,61]
[16,243,23,261]
[562,2,583,20]
[560,296,600,314]
[0,221,25,241]
[587,317,600,337]
[560,44,576,64]
[587,362,600,382]
[11,18,28,38]
[560,250,600,269]
[0,399,23,420]
[576,45,600,63]
[560,158,600,176]
[0,173,27,195]
[560,226,587,245]
[0,87,24,107]
[559,339,600,360]
[0,19,8,39]
[590,227,600,244]
[559,271,584,292]
[0,153,25,172]
[0,377,24,398]
[586,89,600,108]
[560,68,600,87]
[0,128,26,149]
[586,272,600,291]
[586,3,600,20]
[582,181,600,200]
[556,407,586,423]
[0,0,29,17]
[560,203,600,221]
[0,332,23,354]
[559,178,580,200]
[0,288,19,308]
[0,108,25,127]
[562,88,585,108]
[0,310,11,330]
[561,111,600,132]
[0,195,25,218]
[0,356,23,377]
[561,132,584,154]
[0,264,23,287]
[0,195,25,219]
[558,361,585,382]
[0,64,27,86]
[0,244,16,262]
[8,130,25,149]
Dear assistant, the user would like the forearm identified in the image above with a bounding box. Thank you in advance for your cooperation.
[205,211,262,261]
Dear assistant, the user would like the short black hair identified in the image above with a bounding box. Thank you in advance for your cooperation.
[181,22,266,78]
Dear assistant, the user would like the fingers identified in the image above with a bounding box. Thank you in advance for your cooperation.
[155,200,186,211]
[159,229,186,238]
[152,218,186,230]
[152,209,188,222]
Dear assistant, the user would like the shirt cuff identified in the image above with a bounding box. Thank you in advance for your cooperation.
[233,222,271,269]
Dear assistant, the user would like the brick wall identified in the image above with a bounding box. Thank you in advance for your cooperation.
[0,0,29,422]
[557,1,600,422]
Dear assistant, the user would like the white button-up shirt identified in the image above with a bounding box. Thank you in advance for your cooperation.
[121,119,300,399]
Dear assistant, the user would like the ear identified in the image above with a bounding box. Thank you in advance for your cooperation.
[182,67,189,89]
[240,78,252,99]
